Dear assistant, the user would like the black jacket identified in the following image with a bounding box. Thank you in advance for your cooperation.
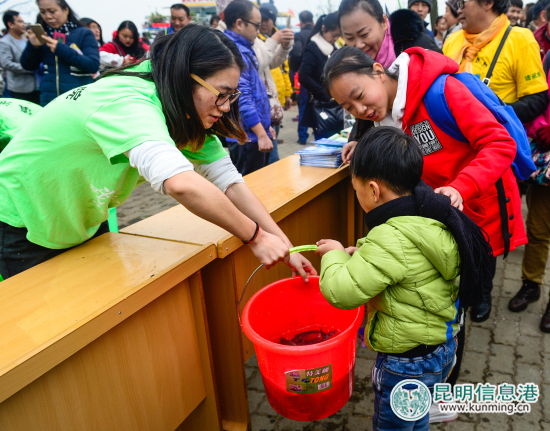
[289,24,313,72]
[298,38,335,128]
[389,9,442,57]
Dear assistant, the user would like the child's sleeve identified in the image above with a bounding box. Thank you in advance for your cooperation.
[319,226,408,310]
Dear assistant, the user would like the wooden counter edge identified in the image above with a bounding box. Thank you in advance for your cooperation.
[0,243,217,404]
[217,165,350,258]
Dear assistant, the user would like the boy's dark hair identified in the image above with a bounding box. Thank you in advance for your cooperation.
[171,3,191,17]
[3,10,19,29]
[351,126,424,195]
[510,0,524,8]
[224,0,256,29]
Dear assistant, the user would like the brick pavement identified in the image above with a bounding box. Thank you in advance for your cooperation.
[115,106,550,430]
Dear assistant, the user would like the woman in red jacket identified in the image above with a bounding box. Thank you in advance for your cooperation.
[323,46,525,386]
[99,21,149,69]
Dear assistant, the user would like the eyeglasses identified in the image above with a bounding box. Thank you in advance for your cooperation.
[190,73,242,106]
[456,0,472,9]
[242,19,261,30]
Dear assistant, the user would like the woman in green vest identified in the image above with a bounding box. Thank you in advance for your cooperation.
[0,25,315,280]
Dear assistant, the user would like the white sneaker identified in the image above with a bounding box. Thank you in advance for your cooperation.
[429,402,458,423]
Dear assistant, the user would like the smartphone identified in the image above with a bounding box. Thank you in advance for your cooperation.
[53,31,66,44]
[29,24,46,45]
[286,15,292,29]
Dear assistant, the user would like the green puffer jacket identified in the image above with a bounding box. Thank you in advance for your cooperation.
[320,216,461,354]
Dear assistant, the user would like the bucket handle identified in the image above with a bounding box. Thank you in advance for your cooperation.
[237,245,318,328]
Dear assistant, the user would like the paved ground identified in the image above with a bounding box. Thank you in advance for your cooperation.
[116,106,550,430]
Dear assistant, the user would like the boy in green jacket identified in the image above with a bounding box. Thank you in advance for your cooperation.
[316,127,493,430]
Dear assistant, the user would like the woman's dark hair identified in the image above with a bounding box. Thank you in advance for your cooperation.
[338,0,385,24]
[224,0,256,29]
[351,126,423,195]
[36,0,82,27]
[103,24,247,151]
[80,17,104,45]
[210,14,221,25]
[323,46,397,94]
[305,12,339,46]
[115,20,145,58]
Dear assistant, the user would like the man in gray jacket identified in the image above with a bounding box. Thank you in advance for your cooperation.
[0,11,38,104]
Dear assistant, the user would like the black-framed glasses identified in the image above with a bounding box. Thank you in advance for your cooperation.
[456,0,471,9]
[242,19,261,30]
[190,73,242,106]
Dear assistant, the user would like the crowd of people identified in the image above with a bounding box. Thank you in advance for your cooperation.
[1,0,550,428]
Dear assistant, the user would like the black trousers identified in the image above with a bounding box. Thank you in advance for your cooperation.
[447,256,497,386]
[228,142,270,176]
[0,220,110,279]
[10,90,41,105]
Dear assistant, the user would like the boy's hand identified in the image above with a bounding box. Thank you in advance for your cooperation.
[345,246,359,256]
[316,239,345,257]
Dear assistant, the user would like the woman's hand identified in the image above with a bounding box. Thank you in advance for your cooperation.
[247,228,289,269]
[123,56,134,66]
[287,253,317,282]
[345,246,359,256]
[315,239,345,257]
[284,96,292,110]
[258,134,273,152]
[27,30,42,47]
[342,140,358,164]
[41,35,59,53]
[434,186,464,211]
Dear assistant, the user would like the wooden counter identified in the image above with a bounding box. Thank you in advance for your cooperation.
[0,156,362,431]
[122,156,362,431]
[0,234,220,430]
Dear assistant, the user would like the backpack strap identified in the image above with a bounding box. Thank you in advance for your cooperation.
[482,26,512,87]
[495,178,511,258]
[423,74,468,143]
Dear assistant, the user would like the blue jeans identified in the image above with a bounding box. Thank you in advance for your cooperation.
[298,88,309,143]
[371,337,457,431]
[269,124,280,164]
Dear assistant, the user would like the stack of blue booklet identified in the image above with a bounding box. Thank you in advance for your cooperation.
[296,145,343,168]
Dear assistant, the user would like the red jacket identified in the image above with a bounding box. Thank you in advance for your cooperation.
[99,40,150,61]
[534,25,550,59]
[402,48,526,257]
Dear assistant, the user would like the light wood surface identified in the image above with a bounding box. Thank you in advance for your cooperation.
[177,272,223,431]
[121,156,350,258]
[201,256,251,431]
[0,233,216,404]
[0,277,207,431]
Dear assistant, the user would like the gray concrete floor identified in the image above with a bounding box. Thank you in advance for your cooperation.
[115,105,550,430]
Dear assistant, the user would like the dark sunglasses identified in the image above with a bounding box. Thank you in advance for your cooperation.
[242,19,261,30]
[190,73,242,106]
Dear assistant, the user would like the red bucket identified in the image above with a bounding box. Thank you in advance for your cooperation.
[241,276,364,421]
